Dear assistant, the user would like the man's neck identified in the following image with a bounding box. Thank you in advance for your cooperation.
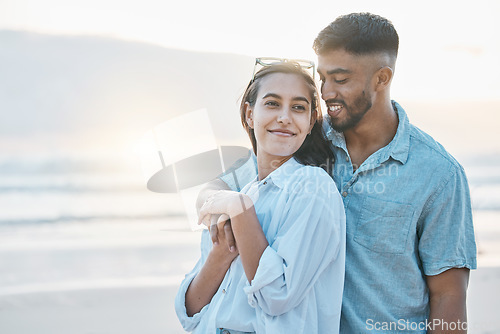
[344,100,399,170]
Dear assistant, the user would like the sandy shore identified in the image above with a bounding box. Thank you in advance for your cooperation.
[0,268,497,334]
[0,285,186,334]
[0,211,498,334]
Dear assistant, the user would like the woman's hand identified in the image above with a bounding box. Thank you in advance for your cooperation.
[199,190,267,282]
[198,190,254,227]
[198,190,254,253]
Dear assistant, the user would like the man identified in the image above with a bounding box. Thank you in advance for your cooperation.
[201,13,476,333]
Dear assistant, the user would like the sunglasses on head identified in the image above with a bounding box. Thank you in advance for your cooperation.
[251,57,316,82]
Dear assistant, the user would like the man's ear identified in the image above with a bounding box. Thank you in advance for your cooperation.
[245,102,254,128]
[374,66,394,91]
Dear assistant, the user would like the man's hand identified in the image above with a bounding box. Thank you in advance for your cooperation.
[208,216,239,261]
[209,214,237,253]
[426,268,470,333]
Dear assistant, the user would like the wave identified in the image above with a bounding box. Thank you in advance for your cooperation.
[0,213,186,225]
[0,184,146,193]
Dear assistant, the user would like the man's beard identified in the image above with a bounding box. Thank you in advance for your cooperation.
[328,90,372,132]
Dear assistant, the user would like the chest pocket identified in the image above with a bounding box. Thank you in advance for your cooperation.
[354,196,415,254]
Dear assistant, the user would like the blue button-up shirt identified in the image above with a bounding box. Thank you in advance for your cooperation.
[325,101,476,333]
[217,101,477,333]
[176,158,346,333]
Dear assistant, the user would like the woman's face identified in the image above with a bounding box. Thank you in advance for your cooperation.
[245,72,314,164]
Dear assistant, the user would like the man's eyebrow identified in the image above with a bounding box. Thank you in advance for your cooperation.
[326,68,351,75]
[318,67,352,76]
[262,93,309,104]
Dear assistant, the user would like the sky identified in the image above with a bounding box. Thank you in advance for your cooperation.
[1,0,499,100]
[1,0,500,161]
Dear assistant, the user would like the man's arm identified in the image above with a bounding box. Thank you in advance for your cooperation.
[196,151,257,214]
[418,166,476,333]
[426,268,470,333]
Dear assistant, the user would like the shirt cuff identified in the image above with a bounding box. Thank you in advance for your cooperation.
[423,258,477,276]
[174,272,210,331]
[243,246,284,307]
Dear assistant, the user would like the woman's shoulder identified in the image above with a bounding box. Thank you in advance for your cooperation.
[283,163,336,192]
[292,163,333,180]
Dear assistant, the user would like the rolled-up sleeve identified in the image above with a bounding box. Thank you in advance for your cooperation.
[174,230,212,331]
[418,165,477,276]
[244,246,285,310]
[244,170,343,316]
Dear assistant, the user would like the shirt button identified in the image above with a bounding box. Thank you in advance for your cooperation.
[263,181,267,185]
[342,191,348,197]
[345,156,349,161]
[222,289,226,294]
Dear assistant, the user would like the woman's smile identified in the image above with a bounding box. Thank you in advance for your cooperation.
[267,128,296,137]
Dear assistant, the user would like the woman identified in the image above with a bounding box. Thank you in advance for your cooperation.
[175,61,346,334]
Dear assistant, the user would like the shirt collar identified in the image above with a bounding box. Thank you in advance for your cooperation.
[261,157,302,189]
[325,100,410,165]
[386,101,410,164]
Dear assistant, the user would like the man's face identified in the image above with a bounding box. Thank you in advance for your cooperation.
[317,49,375,132]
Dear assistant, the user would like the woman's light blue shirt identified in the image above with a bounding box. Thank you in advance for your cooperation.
[175,158,346,334]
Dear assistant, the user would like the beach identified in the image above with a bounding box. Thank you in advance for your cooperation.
[0,217,198,334]
[0,152,499,334]
[1,7,499,331]
[0,211,499,334]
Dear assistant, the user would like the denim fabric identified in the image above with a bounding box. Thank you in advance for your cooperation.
[220,101,477,333]
[324,101,476,333]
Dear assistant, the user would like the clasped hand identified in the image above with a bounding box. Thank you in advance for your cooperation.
[198,190,253,254]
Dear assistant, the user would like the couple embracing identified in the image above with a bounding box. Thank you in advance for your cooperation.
[175,12,476,334]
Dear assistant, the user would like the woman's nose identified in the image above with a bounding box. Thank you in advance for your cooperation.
[277,108,291,123]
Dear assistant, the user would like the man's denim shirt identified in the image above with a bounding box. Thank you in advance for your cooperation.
[220,101,477,333]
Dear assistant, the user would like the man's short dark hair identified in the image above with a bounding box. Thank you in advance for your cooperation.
[313,12,399,58]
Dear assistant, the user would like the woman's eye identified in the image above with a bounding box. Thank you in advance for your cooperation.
[293,105,307,112]
[335,78,348,84]
[264,101,279,107]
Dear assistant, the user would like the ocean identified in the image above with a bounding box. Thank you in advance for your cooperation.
[0,153,499,289]
[0,153,499,333]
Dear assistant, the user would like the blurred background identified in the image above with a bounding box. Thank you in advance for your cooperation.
[0,0,499,333]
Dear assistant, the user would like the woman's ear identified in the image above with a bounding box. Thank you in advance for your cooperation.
[244,102,254,129]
